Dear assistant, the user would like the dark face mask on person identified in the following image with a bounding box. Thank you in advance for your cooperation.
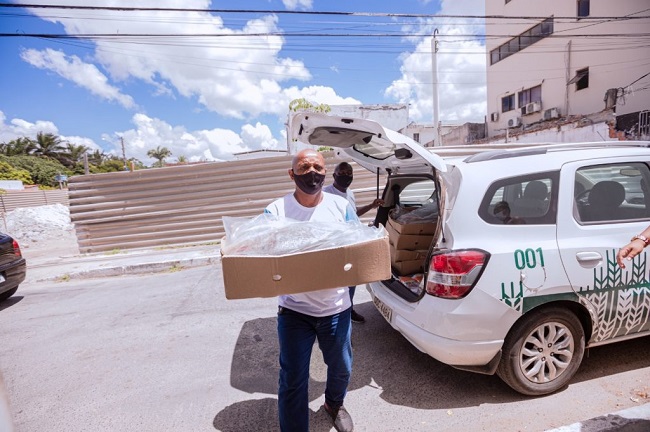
[334,174,353,189]
[292,170,325,195]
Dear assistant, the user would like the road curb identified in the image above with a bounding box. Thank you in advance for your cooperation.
[545,402,650,431]
[34,256,219,282]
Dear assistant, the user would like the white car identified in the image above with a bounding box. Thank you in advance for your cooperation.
[291,112,650,396]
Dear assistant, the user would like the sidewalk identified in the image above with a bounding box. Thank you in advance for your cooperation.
[23,239,221,284]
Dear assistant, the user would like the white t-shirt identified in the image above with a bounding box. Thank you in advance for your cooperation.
[265,192,359,317]
[323,184,356,210]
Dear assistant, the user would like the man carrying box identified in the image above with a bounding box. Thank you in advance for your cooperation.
[265,149,358,432]
[324,161,384,323]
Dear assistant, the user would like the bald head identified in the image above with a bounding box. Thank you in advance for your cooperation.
[292,149,324,172]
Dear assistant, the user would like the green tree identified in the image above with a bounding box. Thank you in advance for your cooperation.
[0,160,32,183]
[176,155,187,164]
[33,132,65,158]
[7,155,70,187]
[65,143,89,163]
[88,149,107,166]
[147,145,172,167]
[0,137,37,156]
[288,98,331,113]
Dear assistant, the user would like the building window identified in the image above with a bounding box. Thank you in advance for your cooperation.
[518,85,542,108]
[502,94,516,113]
[490,17,554,65]
[577,0,590,17]
[413,133,420,143]
[567,68,589,91]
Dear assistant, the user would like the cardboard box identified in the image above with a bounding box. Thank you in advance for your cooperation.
[392,259,424,276]
[387,216,437,236]
[391,248,428,263]
[386,221,434,250]
[221,235,391,300]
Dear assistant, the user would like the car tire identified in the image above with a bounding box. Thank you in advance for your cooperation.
[497,307,585,396]
[0,288,18,302]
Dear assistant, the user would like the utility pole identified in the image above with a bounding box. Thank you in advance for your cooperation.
[120,136,127,171]
[431,29,440,147]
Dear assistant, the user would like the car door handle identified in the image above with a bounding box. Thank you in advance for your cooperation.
[575,252,602,268]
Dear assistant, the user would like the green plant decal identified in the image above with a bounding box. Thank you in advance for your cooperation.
[501,281,523,312]
[578,249,650,342]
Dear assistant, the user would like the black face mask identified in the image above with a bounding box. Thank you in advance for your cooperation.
[334,174,353,189]
[292,170,325,195]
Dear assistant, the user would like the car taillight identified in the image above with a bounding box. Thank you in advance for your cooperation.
[12,239,22,257]
[426,250,489,299]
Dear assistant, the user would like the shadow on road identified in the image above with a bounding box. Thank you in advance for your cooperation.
[0,296,23,312]
[213,300,650,431]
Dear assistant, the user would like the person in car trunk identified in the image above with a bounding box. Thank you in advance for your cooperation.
[324,161,384,323]
[265,150,357,432]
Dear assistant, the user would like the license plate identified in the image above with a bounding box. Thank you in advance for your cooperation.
[372,294,393,323]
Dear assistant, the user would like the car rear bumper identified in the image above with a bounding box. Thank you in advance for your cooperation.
[0,257,26,293]
[367,281,504,368]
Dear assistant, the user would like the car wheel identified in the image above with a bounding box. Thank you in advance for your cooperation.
[497,307,585,396]
[0,288,18,302]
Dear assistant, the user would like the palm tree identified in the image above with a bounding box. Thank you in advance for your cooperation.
[88,149,107,166]
[33,132,65,158]
[147,146,172,167]
[65,143,89,163]
[176,155,187,164]
[54,142,90,168]
[0,137,36,156]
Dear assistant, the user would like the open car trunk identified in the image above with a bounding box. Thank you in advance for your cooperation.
[289,113,447,301]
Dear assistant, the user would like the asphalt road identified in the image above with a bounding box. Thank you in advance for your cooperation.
[1,264,649,432]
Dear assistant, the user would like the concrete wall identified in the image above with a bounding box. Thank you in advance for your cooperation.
[485,0,650,138]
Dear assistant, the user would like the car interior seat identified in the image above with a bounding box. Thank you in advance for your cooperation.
[512,180,549,217]
[584,180,626,221]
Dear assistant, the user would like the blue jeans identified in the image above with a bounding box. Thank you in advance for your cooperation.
[349,286,356,303]
[277,306,352,432]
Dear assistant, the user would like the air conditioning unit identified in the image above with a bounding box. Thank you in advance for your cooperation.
[490,112,499,122]
[507,117,521,127]
[524,102,541,115]
[543,107,560,121]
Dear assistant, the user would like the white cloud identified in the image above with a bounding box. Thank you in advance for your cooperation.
[0,111,102,151]
[282,0,313,11]
[17,0,354,121]
[109,113,285,164]
[20,48,136,109]
[384,0,487,124]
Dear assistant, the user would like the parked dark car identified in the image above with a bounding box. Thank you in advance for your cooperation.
[0,233,26,302]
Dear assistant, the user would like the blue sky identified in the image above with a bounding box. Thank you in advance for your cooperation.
[0,0,486,165]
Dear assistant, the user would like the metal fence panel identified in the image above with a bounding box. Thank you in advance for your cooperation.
[68,155,386,253]
[0,189,69,213]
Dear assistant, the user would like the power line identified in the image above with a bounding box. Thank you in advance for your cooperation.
[2,32,650,39]
[2,3,649,21]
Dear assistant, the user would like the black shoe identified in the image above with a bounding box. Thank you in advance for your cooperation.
[324,403,354,432]
[351,309,365,323]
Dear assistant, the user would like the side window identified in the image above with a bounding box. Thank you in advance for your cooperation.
[480,172,558,225]
[575,163,650,224]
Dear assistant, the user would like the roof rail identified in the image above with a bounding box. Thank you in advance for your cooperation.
[429,140,650,159]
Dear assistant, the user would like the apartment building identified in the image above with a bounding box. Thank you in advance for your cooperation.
[485,0,650,139]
